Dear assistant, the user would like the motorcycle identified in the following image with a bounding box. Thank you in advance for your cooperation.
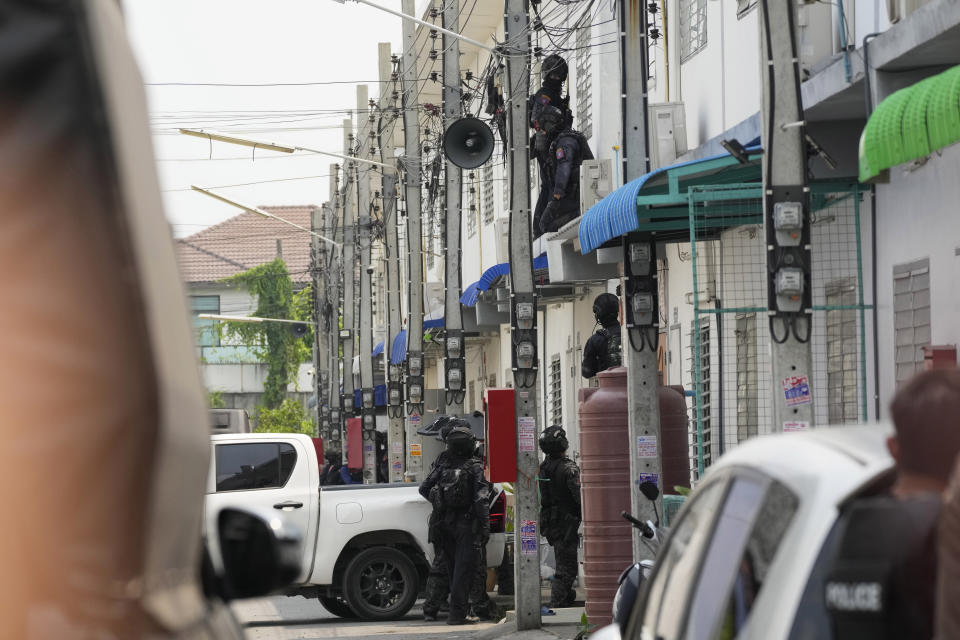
[611,481,666,631]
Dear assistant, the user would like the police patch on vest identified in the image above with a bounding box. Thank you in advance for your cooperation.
[556,147,565,160]
[825,581,883,612]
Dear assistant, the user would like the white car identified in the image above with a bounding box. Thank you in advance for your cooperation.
[205,433,507,621]
[596,424,896,640]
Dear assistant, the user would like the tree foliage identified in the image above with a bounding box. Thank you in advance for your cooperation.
[255,398,314,434]
[220,259,312,409]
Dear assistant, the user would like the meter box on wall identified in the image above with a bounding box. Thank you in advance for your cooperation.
[484,388,516,482]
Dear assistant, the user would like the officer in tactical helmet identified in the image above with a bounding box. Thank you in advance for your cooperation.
[538,425,581,609]
[582,293,622,378]
[532,104,594,240]
[320,445,344,486]
[419,420,491,625]
[421,419,503,622]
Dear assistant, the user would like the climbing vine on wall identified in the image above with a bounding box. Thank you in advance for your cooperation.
[219,259,313,409]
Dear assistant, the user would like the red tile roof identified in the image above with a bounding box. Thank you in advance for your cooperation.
[176,205,317,285]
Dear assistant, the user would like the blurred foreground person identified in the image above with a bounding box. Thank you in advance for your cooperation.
[937,458,960,639]
[826,369,960,639]
[0,1,252,637]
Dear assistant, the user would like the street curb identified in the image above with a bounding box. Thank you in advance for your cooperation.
[471,611,578,640]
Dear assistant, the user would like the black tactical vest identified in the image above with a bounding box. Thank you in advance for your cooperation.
[597,327,623,371]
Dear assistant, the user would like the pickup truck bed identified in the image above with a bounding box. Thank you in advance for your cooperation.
[205,433,506,621]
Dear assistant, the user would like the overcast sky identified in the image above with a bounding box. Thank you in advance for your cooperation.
[123,0,408,237]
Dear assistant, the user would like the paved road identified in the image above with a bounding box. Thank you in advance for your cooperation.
[233,596,504,640]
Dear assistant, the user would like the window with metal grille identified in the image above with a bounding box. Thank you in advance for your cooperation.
[190,295,220,347]
[575,25,593,140]
[466,174,478,238]
[502,167,509,215]
[893,259,931,387]
[689,321,711,479]
[679,0,707,63]
[550,355,562,426]
[482,163,495,225]
[826,282,858,423]
[735,314,758,442]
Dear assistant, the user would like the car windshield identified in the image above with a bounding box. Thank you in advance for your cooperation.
[631,472,799,640]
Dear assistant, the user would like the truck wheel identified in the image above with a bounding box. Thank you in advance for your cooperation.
[342,546,419,621]
[318,594,357,619]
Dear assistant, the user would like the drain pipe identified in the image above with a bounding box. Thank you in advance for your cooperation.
[863,32,882,419]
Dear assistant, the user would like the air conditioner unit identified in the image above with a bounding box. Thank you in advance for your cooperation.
[648,103,688,171]
[580,159,612,212]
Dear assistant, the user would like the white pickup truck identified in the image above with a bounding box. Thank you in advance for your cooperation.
[205,433,507,621]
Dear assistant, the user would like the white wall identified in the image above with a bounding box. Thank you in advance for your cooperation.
[874,143,960,416]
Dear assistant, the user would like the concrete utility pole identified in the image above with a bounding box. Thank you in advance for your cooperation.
[401,0,425,480]
[341,120,358,437]
[312,203,328,440]
[442,0,465,416]
[329,168,344,443]
[379,43,406,482]
[619,0,661,562]
[324,169,341,444]
[357,85,378,483]
[759,0,814,431]
[504,0,541,629]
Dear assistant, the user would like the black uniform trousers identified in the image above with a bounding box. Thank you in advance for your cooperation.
[438,520,479,621]
[551,536,578,607]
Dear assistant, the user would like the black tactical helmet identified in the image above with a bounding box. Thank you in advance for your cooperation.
[539,425,569,455]
[438,421,455,443]
[542,54,568,83]
[593,292,620,323]
[538,104,566,136]
[445,420,477,457]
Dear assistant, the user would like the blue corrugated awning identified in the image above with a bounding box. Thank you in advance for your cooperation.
[578,146,763,253]
[389,330,407,364]
[459,255,549,307]
[372,341,384,358]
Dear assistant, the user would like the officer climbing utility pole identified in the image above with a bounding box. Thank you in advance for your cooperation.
[328,168,343,443]
[401,0,425,480]
[504,0,541,629]
[442,0,465,416]
[341,120,357,437]
[378,43,406,482]
[759,0,814,430]
[357,85,378,483]
[619,0,661,563]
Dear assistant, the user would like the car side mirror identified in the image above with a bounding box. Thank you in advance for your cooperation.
[639,481,660,502]
[217,507,301,600]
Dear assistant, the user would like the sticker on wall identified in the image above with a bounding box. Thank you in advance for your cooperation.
[410,415,421,424]
[783,421,810,432]
[518,416,537,452]
[392,460,402,472]
[782,375,812,407]
[637,435,658,459]
[409,443,422,457]
[637,472,659,488]
[520,520,538,555]
[392,441,403,453]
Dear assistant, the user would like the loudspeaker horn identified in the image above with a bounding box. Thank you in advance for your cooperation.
[289,322,309,338]
[443,117,494,169]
